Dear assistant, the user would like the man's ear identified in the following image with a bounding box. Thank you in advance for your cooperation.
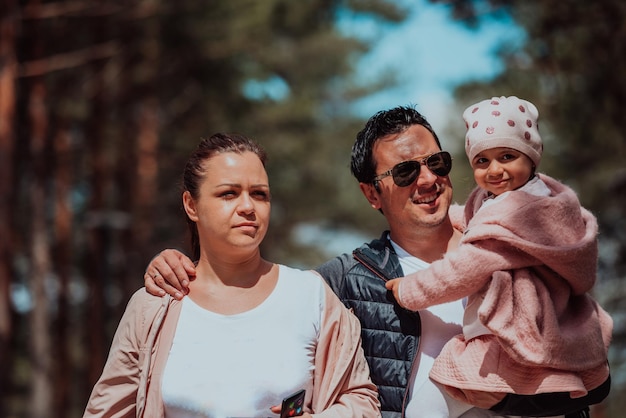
[359,182,382,211]
[182,191,199,222]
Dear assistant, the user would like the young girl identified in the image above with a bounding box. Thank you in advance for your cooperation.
[386,96,612,415]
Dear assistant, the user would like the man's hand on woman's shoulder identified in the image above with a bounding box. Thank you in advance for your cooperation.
[144,249,196,300]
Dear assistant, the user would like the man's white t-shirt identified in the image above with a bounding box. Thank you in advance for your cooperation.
[391,240,513,418]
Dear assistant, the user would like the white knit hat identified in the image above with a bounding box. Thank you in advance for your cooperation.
[463,96,543,167]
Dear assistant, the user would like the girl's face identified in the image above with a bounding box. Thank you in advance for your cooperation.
[183,151,271,258]
[471,147,534,196]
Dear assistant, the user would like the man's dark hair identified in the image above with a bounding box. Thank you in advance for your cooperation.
[350,105,442,184]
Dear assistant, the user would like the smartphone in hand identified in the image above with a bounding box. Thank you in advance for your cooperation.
[280,389,305,418]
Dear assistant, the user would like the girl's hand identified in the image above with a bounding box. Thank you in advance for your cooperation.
[385,278,402,305]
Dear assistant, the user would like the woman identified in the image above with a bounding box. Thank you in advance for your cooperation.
[83,133,380,417]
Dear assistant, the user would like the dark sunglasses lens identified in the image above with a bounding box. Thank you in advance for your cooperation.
[427,152,452,176]
[392,161,420,186]
[390,152,452,187]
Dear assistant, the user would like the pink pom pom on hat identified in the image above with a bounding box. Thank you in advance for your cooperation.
[463,96,543,167]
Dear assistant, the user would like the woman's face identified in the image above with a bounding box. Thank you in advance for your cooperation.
[183,151,271,257]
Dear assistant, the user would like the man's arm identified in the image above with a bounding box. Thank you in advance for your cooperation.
[144,249,196,299]
[145,249,355,300]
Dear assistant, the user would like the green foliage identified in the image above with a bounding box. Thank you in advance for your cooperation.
[150,0,406,265]
[5,1,407,416]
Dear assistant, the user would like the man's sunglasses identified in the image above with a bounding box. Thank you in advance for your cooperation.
[373,151,453,187]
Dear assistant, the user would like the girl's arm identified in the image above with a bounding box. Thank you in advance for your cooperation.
[388,238,535,311]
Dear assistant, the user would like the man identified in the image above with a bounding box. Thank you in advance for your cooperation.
[144,106,575,417]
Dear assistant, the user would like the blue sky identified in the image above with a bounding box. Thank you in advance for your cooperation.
[344,0,525,132]
[244,1,525,134]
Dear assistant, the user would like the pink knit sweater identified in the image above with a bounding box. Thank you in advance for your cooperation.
[398,174,612,406]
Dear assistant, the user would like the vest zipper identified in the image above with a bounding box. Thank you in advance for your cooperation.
[353,247,421,418]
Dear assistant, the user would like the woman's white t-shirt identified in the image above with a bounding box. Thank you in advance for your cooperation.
[161,265,322,418]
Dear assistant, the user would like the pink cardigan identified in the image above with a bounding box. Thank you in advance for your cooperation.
[398,174,612,405]
[84,273,380,417]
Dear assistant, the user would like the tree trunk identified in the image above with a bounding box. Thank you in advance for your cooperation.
[24,4,54,417]
[52,120,72,417]
[83,63,108,388]
[0,0,18,413]
[131,3,160,297]
[27,78,53,418]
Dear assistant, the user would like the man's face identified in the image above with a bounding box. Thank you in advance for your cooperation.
[361,124,453,234]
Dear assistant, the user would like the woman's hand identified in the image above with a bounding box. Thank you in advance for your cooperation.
[144,249,196,299]
[269,404,312,417]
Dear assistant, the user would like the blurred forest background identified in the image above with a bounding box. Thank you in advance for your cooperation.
[1,0,624,417]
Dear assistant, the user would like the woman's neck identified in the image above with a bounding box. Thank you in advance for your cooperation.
[187,252,278,315]
[195,251,271,286]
